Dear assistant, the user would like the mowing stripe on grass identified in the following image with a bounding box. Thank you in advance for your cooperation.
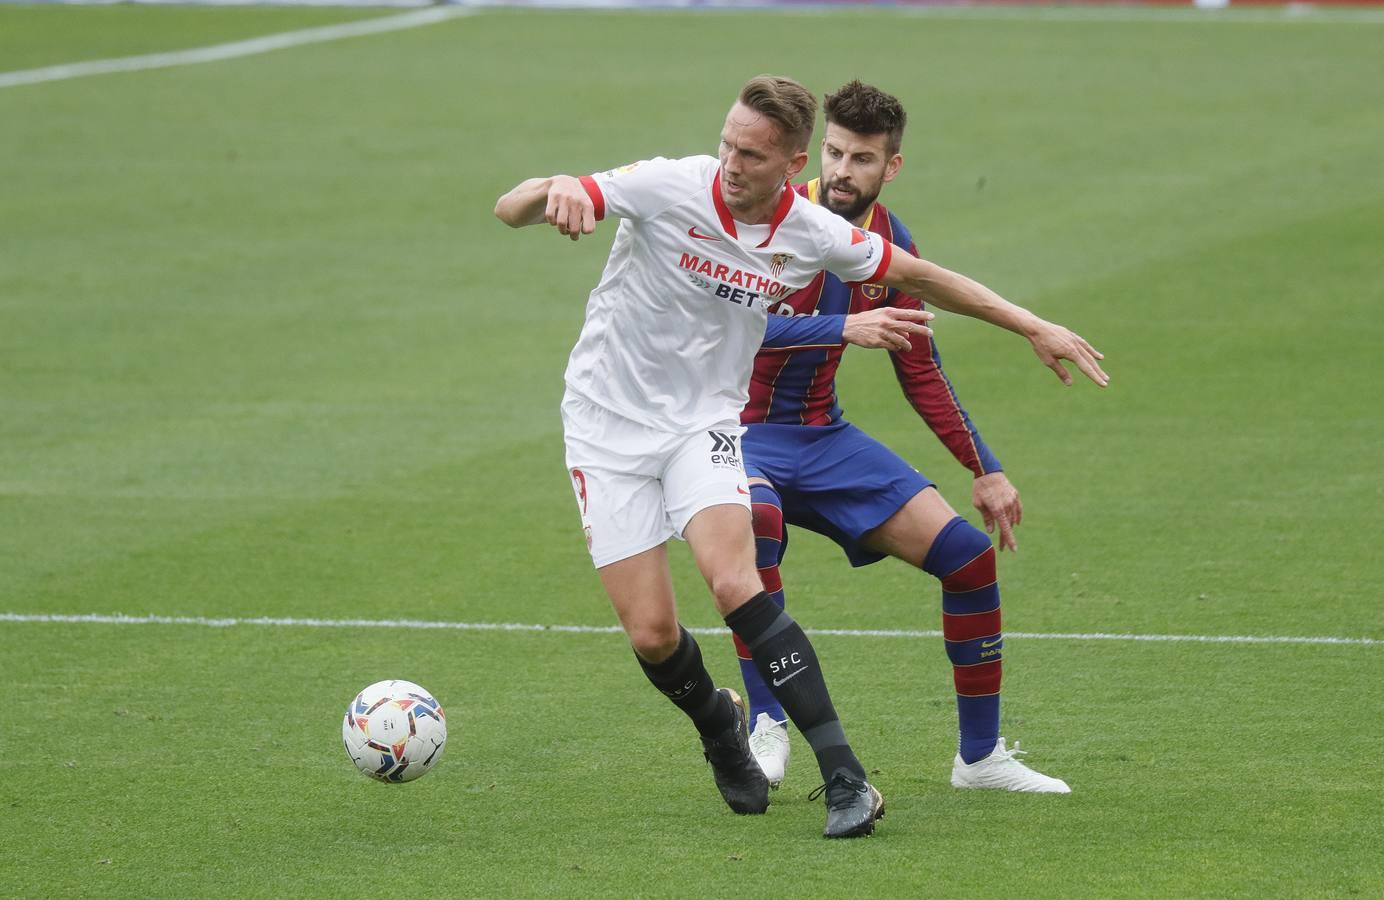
[1,612,1378,647]
[0,7,472,90]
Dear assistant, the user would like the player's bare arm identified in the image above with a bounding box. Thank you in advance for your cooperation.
[841,307,934,352]
[493,175,596,241]
[879,250,1109,387]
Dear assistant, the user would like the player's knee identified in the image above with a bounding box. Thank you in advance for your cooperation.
[708,568,765,616]
[923,516,995,582]
[748,479,781,507]
[950,520,994,565]
[626,620,682,663]
[749,482,784,540]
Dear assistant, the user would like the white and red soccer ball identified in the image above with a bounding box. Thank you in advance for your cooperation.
[342,680,447,783]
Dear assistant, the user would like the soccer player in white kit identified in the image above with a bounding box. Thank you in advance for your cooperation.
[494,75,1105,839]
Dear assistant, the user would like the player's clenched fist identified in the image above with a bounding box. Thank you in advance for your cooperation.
[544,175,597,241]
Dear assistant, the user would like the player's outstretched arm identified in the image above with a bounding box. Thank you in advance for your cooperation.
[493,175,597,241]
[879,250,1109,387]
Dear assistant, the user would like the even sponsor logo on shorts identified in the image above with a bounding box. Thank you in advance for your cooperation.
[709,431,741,470]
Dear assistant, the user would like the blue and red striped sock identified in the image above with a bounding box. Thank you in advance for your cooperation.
[734,482,788,724]
[923,517,1002,764]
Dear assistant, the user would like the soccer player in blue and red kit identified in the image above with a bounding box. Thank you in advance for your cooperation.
[735,81,1104,793]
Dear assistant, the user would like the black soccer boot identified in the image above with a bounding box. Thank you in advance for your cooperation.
[810,770,885,838]
[700,688,770,815]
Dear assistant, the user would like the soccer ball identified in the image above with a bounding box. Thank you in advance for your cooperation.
[341,680,447,783]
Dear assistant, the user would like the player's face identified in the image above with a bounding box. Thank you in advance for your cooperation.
[718,102,808,223]
[819,123,902,224]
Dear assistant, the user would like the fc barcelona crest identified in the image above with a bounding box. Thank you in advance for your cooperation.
[769,252,793,278]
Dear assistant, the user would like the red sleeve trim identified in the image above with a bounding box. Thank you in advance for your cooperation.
[579,176,606,221]
[869,238,893,284]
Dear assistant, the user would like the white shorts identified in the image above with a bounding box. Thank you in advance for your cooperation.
[561,391,751,568]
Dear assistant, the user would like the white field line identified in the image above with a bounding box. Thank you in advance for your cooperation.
[853,4,1384,25]
[456,1,1384,25]
[0,7,472,90]
[1,612,1379,647]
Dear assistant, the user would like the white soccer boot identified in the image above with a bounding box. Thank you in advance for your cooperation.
[748,713,790,789]
[950,738,1071,793]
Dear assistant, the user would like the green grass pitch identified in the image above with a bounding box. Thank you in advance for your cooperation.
[2,4,1382,896]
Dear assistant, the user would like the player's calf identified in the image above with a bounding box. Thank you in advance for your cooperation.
[735,480,789,732]
[635,626,770,814]
[922,517,1003,764]
[725,593,867,788]
[634,626,736,738]
[726,591,880,836]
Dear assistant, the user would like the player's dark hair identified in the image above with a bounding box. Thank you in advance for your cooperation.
[823,80,907,155]
[738,75,817,153]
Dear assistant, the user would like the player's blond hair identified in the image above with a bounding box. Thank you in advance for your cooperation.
[738,75,817,153]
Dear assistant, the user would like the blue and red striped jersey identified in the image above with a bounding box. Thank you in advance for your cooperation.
[741,179,1001,478]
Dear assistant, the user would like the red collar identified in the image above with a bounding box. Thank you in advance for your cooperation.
[711,170,796,249]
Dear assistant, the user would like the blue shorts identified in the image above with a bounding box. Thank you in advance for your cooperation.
[742,421,932,567]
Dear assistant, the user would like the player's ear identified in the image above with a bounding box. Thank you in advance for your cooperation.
[882,153,903,184]
[786,149,809,182]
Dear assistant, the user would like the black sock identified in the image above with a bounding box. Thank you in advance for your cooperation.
[725,592,865,782]
[635,626,734,738]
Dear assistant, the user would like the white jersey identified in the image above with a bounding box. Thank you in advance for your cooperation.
[564,155,892,434]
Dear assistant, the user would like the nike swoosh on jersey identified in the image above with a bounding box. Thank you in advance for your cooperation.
[687,226,721,241]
